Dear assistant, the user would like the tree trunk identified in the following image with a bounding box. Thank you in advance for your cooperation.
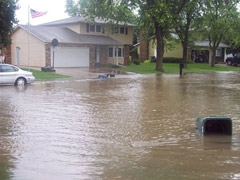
[211,47,217,67]
[155,23,165,72]
[182,40,188,65]
[182,12,191,66]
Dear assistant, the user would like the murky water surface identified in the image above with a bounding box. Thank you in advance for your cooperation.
[1,73,240,180]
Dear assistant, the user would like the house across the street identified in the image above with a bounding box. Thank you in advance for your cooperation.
[10,16,134,68]
[137,35,230,64]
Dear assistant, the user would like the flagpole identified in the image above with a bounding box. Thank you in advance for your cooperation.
[28,5,30,71]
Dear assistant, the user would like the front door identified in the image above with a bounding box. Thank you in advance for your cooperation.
[15,47,20,65]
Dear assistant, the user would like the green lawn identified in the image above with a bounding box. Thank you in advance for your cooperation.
[23,68,71,80]
[121,62,240,74]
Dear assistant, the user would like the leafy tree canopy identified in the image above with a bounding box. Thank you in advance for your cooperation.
[202,0,240,66]
[0,0,18,48]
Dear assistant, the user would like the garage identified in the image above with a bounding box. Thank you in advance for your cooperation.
[52,47,89,67]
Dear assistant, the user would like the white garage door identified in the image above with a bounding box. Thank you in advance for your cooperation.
[53,47,89,67]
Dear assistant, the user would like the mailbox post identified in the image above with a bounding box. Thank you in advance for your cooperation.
[179,63,185,76]
[51,38,58,70]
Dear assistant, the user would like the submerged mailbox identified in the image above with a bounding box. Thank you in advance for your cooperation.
[196,116,232,135]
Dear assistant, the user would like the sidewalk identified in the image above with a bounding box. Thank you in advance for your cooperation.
[54,67,125,79]
[54,68,100,79]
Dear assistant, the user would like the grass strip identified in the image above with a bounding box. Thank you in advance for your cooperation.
[121,62,240,74]
[22,68,71,80]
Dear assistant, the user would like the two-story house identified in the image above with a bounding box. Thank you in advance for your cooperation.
[10,16,134,68]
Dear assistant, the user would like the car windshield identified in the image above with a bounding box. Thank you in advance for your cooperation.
[0,65,19,72]
[235,53,240,58]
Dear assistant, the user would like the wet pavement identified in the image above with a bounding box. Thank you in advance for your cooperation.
[54,67,103,79]
[0,72,240,179]
[54,67,127,79]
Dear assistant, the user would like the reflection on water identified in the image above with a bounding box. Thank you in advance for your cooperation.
[0,72,240,180]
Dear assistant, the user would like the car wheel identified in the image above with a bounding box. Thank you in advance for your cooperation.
[227,60,232,66]
[15,77,26,86]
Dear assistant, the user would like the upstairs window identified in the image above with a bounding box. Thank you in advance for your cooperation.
[87,24,102,33]
[120,27,125,34]
[114,27,128,35]
[96,25,102,32]
[89,24,95,32]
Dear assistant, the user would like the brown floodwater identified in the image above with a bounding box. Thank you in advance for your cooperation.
[0,72,240,180]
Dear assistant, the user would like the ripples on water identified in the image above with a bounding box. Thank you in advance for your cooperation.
[0,73,240,180]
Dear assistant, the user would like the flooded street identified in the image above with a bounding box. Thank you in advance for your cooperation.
[0,72,240,180]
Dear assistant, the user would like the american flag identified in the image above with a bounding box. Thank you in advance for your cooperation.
[30,9,47,18]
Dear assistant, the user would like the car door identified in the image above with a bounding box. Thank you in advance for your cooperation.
[0,65,19,84]
[236,54,240,64]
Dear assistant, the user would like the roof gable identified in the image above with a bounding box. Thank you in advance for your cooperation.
[14,25,123,46]
[41,16,135,27]
[194,41,230,48]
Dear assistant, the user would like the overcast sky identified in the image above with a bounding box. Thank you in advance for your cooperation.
[16,0,70,25]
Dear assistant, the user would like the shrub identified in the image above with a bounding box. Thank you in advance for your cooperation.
[105,64,120,68]
[150,56,156,63]
[163,57,183,63]
[149,57,193,64]
[132,59,140,65]
[144,60,151,63]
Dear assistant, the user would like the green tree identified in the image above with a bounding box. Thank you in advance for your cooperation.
[171,0,202,65]
[0,0,18,48]
[223,15,240,53]
[139,0,174,72]
[202,0,240,67]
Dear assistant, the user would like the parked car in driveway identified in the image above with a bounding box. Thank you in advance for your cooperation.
[226,53,240,66]
[0,64,35,85]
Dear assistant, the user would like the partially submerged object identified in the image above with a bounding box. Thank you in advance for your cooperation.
[98,74,108,79]
[98,74,115,79]
[196,116,232,135]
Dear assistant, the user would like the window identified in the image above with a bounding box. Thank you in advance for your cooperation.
[88,24,102,33]
[114,27,128,35]
[118,48,122,57]
[89,24,95,32]
[1,65,18,72]
[108,47,124,57]
[120,27,125,34]
[236,53,240,58]
[109,47,113,57]
[96,25,102,32]
[216,48,222,57]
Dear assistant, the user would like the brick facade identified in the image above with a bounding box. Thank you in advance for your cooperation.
[45,43,51,66]
[124,45,130,65]
[2,46,11,64]
[100,46,108,65]
[89,45,96,68]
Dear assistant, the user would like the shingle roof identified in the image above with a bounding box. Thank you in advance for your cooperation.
[41,16,135,27]
[195,41,230,48]
[19,25,122,46]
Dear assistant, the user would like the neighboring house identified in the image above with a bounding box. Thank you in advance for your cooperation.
[137,35,230,63]
[10,16,134,68]
[191,41,230,63]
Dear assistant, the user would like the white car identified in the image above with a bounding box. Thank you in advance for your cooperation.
[0,64,35,85]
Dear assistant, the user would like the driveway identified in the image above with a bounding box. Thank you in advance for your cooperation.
[54,67,113,79]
